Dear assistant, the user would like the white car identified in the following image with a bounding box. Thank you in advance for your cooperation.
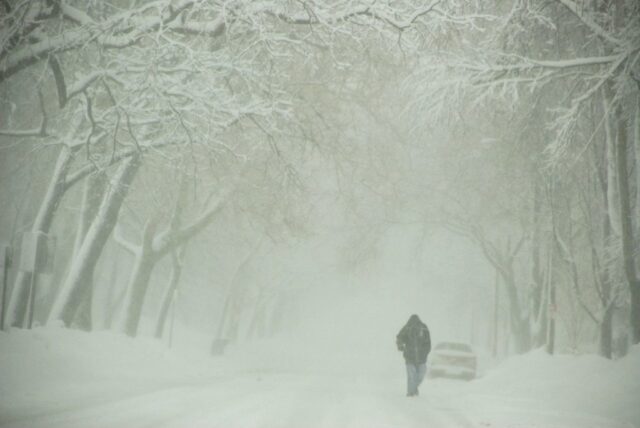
[428,341,477,380]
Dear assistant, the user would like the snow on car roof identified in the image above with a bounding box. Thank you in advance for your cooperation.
[434,342,473,352]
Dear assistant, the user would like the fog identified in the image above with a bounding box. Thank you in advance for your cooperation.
[1,1,639,427]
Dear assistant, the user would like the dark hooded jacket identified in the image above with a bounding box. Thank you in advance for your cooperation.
[396,315,431,365]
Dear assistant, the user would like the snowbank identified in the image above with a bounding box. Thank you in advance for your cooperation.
[463,346,640,427]
[0,326,222,426]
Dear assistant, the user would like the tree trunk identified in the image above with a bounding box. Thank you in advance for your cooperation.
[71,171,108,331]
[121,178,227,338]
[492,269,500,357]
[212,241,262,344]
[511,314,532,354]
[546,281,556,355]
[246,290,267,340]
[103,261,126,329]
[614,103,640,344]
[600,305,613,359]
[634,99,640,249]
[598,203,614,358]
[72,292,93,331]
[530,180,548,347]
[7,147,74,327]
[593,93,616,358]
[225,297,243,342]
[154,251,183,339]
[633,99,640,344]
[631,286,640,345]
[211,291,233,355]
[72,172,108,256]
[120,219,157,337]
[503,274,531,354]
[598,260,615,358]
[47,156,141,326]
[604,97,621,236]
[121,255,155,337]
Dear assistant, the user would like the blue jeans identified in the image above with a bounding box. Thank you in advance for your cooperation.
[406,363,426,396]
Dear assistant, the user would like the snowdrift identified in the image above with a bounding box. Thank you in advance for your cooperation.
[0,326,222,426]
[462,346,640,427]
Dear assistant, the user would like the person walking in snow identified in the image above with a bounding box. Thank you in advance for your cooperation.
[396,314,431,397]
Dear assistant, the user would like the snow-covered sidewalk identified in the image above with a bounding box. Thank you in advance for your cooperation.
[1,327,638,428]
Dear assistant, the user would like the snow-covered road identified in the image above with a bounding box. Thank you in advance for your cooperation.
[2,328,638,428]
[3,370,477,428]
[4,369,634,428]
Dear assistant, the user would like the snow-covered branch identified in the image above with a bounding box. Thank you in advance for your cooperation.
[64,138,180,190]
[555,0,622,47]
[0,0,203,83]
[270,0,442,31]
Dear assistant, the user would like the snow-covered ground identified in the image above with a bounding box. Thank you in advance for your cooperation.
[1,326,638,428]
